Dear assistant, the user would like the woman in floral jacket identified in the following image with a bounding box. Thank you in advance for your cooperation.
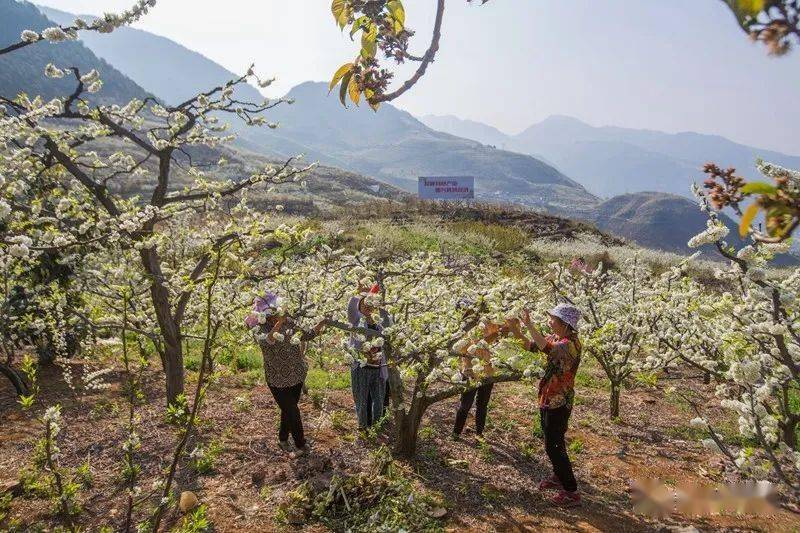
[509,303,583,507]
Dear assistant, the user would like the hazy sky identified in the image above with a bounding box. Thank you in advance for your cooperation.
[36,0,800,155]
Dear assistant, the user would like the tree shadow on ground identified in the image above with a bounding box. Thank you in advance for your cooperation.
[405,412,685,533]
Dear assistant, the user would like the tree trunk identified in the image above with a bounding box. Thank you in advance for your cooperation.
[609,384,621,419]
[781,417,798,450]
[392,400,427,457]
[0,362,28,396]
[140,248,184,405]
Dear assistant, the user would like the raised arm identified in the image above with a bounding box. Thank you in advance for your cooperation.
[521,310,549,351]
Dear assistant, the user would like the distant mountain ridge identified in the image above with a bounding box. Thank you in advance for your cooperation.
[10,2,784,258]
[420,114,800,199]
[240,81,597,213]
[420,114,510,148]
[0,0,149,105]
[33,4,598,214]
[37,4,265,106]
[587,191,737,253]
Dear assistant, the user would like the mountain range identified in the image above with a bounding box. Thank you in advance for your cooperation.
[1,0,785,257]
[0,0,148,104]
[421,114,800,199]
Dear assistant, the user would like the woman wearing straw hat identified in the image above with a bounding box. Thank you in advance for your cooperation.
[508,303,583,507]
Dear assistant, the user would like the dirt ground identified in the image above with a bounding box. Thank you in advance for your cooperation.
[1,360,798,532]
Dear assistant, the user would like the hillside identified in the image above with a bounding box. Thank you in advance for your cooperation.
[37,4,265,107]
[83,135,408,216]
[0,0,148,104]
[242,82,597,213]
[585,192,738,255]
[420,114,800,199]
[34,5,596,214]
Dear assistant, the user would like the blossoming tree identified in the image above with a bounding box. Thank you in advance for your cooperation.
[0,4,313,403]
[550,256,668,418]
[680,181,800,494]
[245,248,545,456]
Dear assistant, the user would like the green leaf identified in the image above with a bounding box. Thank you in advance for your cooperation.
[740,203,760,237]
[361,23,378,58]
[329,63,354,92]
[339,71,353,107]
[348,76,361,106]
[18,395,34,409]
[740,181,778,195]
[331,0,350,29]
[387,0,405,33]
[365,88,380,112]
[725,0,768,23]
[350,16,369,40]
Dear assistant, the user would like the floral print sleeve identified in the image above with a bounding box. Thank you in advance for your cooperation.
[538,334,582,410]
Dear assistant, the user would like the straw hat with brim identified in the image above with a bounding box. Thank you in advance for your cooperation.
[548,303,581,331]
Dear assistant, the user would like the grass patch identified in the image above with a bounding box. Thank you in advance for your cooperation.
[480,484,504,503]
[306,366,350,391]
[567,437,584,456]
[330,409,350,432]
[665,424,706,441]
[575,368,607,390]
[477,439,494,462]
[449,221,529,253]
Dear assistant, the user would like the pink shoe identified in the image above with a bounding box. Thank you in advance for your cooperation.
[537,475,562,491]
[550,489,581,507]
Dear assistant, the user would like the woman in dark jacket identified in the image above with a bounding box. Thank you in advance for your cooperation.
[247,292,324,456]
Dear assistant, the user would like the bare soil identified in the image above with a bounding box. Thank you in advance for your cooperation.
[1,361,798,532]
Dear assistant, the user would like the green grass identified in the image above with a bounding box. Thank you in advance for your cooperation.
[575,369,607,390]
[477,439,494,462]
[330,409,349,432]
[306,366,350,390]
[633,371,659,388]
[480,484,504,503]
[567,437,584,456]
[530,412,544,439]
[449,221,529,253]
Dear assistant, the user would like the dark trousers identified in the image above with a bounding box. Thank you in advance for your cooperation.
[453,383,494,436]
[351,366,386,428]
[268,382,305,448]
[540,405,577,492]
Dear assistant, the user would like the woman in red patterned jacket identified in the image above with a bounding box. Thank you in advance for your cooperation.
[508,303,583,507]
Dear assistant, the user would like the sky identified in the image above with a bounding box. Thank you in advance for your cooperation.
[34,0,800,155]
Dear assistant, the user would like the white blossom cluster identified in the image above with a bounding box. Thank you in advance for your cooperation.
[688,220,730,248]
[18,0,157,45]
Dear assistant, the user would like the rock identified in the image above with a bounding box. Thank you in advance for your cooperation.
[427,507,448,518]
[286,508,305,525]
[309,472,333,494]
[251,470,266,486]
[179,491,199,514]
[0,480,22,497]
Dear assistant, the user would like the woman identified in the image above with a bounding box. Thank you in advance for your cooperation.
[246,291,324,456]
[508,303,582,507]
[452,321,506,440]
[347,284,390,430]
